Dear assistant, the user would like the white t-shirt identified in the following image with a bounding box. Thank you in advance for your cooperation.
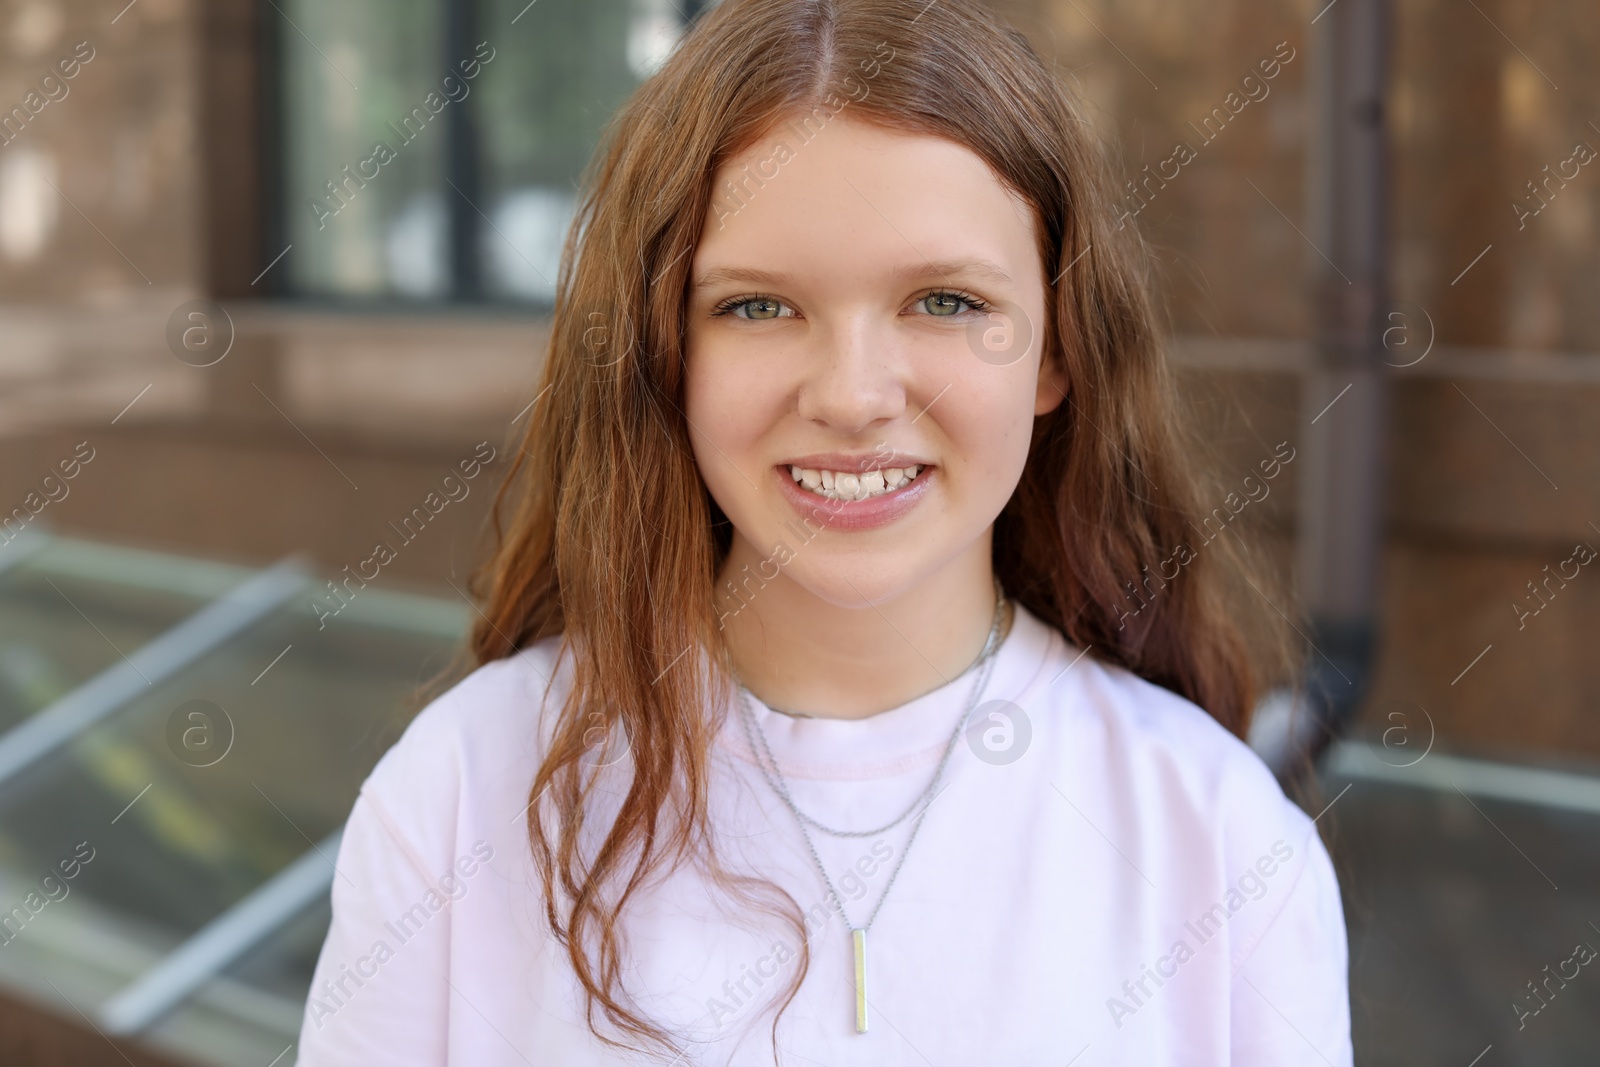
[296,600,1352,1066]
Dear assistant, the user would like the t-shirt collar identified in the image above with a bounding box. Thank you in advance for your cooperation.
[716,599,1057,779]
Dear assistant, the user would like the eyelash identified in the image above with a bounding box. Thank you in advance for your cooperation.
[709,289,992,318]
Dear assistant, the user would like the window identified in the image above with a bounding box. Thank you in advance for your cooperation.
[272,0,701,305]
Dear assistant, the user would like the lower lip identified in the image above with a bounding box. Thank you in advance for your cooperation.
[774,465,935,531]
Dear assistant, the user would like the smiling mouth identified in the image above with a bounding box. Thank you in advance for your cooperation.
[785,463,928,502]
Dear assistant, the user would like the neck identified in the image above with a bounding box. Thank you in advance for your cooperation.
[715,533,1007,720]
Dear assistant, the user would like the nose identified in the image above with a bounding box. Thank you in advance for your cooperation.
[794,312,906,435]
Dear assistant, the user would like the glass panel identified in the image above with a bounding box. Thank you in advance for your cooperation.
[144,898,333,1067]
[280,0,450,299]
[0,547,464,1067]
[0,541,228,732]
[475,0,676,301]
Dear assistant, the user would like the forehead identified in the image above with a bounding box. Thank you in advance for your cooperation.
[693,114,1042,290]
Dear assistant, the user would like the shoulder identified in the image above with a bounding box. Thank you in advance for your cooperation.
[356,635,570,862]
[300,639,570,1061]
[1011,605,1279,822]
[1063,652,1304,839]
[369,635,567,788]
[1059,651,1342,966]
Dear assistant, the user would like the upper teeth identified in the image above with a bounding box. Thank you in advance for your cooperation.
[788,464,925,501]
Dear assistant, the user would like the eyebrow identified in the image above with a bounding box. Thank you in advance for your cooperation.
[691,257,1015,291]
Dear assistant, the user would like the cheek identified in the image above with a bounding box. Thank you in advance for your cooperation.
[683,339,776,502]
[941,360,1040,479]
[921,371,1038,535]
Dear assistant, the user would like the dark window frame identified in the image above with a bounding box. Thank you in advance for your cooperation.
[253,0,711,312]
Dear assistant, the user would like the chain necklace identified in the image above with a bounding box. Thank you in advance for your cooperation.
[731,578,1008,1034]
[736,576,1008,839]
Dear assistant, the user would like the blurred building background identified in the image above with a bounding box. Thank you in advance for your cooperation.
[0,0,1595,1064]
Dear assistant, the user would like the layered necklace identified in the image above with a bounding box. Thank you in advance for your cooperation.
[732,577,1010,1034]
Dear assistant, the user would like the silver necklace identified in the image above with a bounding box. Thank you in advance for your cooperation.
[731,579,1008,1034]
[736,577,1008,839]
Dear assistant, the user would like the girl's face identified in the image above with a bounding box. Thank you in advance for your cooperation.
[684,113,1067,609]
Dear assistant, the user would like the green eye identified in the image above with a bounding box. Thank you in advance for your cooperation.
[715,296,791,319]
[921,289,979,315]
[739,298,785,320]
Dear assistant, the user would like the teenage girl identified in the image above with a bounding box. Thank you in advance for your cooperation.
[298,1,1352,1063]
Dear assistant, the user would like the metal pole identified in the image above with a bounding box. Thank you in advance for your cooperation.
[1294,0,1390,769]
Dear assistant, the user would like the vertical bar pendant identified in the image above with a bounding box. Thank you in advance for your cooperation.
[852,927,868,1033]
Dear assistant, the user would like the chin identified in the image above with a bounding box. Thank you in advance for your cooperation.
[783,564,923,610]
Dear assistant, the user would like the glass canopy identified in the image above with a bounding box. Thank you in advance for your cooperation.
[0,532,465,1067]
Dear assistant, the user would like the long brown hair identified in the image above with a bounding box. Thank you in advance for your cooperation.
[464,0,1290,1057]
